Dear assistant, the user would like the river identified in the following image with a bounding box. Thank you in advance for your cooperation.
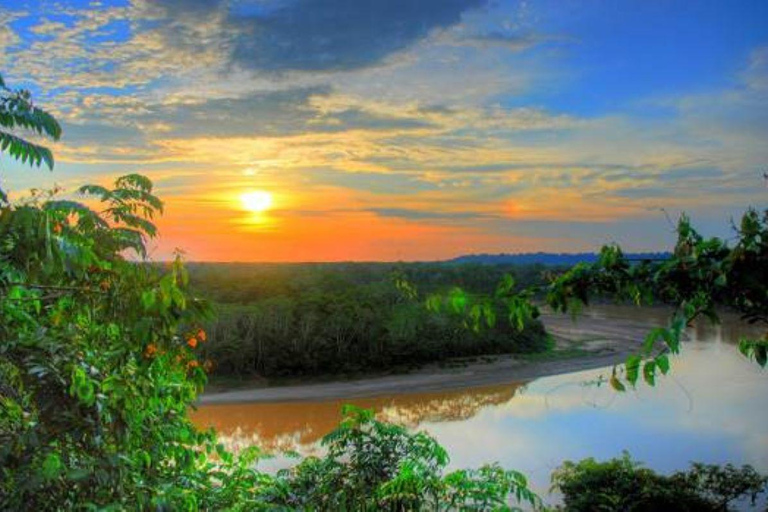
[191,306,768,503]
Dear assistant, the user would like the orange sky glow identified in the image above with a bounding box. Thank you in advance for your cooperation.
[2,1,766,261]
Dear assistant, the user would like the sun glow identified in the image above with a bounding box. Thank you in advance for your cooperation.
[240,191,273,213]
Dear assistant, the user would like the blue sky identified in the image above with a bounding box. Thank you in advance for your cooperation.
[0,0,766,260]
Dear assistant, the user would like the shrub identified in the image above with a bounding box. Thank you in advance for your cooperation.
[551,453,767,511]
[270,405,541,511]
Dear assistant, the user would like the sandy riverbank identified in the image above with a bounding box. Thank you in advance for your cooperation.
[199,307,672,404]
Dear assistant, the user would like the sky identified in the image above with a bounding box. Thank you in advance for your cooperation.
[0,0,766,261]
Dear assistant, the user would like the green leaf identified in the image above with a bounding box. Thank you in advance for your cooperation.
[448,288,467,313]
[426,294,442,312]
[756,345,767,368]
[42,453,62,480]
[656,354,670,375]
[0,131,55,169]
[625,355,641,386]
[67,468,91,482]
[496,274,516,297]
[141,290,156,311]
[643,361,656,386]
[642,327,665,354]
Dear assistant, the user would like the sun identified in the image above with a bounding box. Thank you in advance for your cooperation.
[240,191,273,213]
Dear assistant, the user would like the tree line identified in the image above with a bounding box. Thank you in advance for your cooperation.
[186,262,549,378]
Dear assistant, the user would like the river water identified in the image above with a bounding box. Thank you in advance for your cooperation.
[191,307,768,503]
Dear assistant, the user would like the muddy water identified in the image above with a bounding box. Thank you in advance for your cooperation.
[191,307,768,499]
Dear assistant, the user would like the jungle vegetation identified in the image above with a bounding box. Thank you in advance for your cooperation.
[551,453,767,511]
[1,73,766,510]
[188,262,549,378]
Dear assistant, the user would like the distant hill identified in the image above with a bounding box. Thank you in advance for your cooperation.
[447,252,670,266]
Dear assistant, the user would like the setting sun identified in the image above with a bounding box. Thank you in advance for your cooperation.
[240,191,273,213]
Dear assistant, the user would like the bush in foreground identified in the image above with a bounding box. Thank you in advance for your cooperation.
[268,405,540,510]
[551,452,767,511]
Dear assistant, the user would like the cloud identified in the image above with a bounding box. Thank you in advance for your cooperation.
[0,9,24,61]
[143,0,227,18]
[367,207,496,221]
[459,31,541,51]
[308,107,435,132]
[143,87,328,138]
[304,169,438,195]
[142,0,488,73]
[52,87,442,161]
[613,186,672,199]
[656,165,724,182]
[227,0,487,71]
[57,121,147,154]
[743,45,768,91]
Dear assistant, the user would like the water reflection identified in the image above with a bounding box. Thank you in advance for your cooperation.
[190,381,527,453]
[191,307,768,498]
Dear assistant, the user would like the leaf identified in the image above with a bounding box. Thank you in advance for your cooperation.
[756,345,767,368]
[448,288,467,313]
[625,354,641,386]
[67,468,91,482]
[656,354,670,375]
[78,184,111,200]
[643,361,656,386]
[496,274,516,297]
[642,327,665,354]
[738,339,751,358]
[41,453,62,480]
[609,374,626,392]
[482,302,496,328]
[425,294,442,312]
[44,200,109,230]
[664,327,681,354]
[0,131,55,169]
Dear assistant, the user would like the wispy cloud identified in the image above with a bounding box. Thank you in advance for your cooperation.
[1,1,766,260]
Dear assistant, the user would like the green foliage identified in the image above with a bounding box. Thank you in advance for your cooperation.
[0,74,61,201]
[544,209,768,387]
[674,462,768,510]
[0,174,220,508]
[551,453,767,511]
[196,269,547,379]
[425,273,541,334]
[271,405,541,511]
[187,260,552,304]
[739,336,768,367]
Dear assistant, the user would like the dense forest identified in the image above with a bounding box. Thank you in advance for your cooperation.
[448,252,670,266]
[187,262,550,378]
[186,261,552,301]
